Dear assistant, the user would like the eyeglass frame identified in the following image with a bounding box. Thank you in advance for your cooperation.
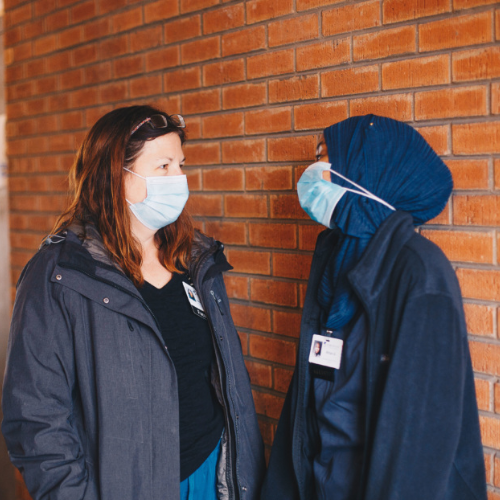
[131,114,186,135]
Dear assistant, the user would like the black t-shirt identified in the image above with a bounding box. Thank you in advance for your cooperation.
[139,272,225,481]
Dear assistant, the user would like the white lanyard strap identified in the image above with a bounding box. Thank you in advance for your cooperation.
[329,169,396,211]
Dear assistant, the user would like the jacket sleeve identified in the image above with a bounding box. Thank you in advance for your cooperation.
[1,253,97,500]
[364,291,473,499]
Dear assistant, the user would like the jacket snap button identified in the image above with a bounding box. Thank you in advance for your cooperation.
[127,321,134,331]
[56,274,62,280]
[103,298,109,304]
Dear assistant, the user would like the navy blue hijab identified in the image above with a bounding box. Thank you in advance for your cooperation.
[319,114,453,329]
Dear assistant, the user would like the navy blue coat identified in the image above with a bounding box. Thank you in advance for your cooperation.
[2,223,265,500]
[262,211,486,500]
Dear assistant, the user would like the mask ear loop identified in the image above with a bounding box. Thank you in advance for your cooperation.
[329,169,396,211]
[123,167,146,180]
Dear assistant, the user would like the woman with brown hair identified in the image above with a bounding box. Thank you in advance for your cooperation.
[2,105,265,500]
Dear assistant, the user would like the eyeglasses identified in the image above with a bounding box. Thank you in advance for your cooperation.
[131,114,186,135]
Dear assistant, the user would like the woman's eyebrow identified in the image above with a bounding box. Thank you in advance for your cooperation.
[156,157,187,162]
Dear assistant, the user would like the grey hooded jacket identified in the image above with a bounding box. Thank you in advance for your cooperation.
[2,223,265,500]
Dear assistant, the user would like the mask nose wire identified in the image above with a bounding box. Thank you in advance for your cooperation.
[328,168,396,211]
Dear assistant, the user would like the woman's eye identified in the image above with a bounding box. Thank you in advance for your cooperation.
[159,164,168,169]
[315,154,321,161]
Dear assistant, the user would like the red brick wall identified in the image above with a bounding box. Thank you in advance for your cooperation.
[4,0,500,496]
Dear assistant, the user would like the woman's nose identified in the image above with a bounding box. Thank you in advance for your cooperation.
[168,163,183,176]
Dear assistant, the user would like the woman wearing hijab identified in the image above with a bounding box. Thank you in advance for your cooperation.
[261,114,486,500]
[2,105,265,500]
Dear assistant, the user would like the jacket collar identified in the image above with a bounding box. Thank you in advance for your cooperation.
[347,211,416,306]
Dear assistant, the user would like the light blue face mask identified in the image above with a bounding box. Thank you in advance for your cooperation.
[297,162,395,227]
[124,168,189,230]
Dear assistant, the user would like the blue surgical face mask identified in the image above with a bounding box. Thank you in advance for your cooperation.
[123,168,189,230]
[297,162,395,227]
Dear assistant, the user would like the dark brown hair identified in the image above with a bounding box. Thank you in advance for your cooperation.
[52,105,194,287]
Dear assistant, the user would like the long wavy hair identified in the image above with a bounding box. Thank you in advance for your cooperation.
[52,105,194,287]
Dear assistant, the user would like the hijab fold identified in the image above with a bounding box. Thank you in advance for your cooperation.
[318,115,453,329]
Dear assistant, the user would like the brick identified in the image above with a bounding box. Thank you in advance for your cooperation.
[186,193,223,216]
[350,94,413,122]
[8,82,33,101]
[71,0,96,24]
[100,35,129,60]
[246,0,293,25]
[268,14,319,48]
[4,27,22,48]
[203,167,244,191]
[421,229,494,264]
[463,303,495,336]
[247,49,294,80]
[84,18,111,42]
[496,159,500,189]
[493,83,500,115]
[382,55,450,90]
[415,125,450,155]
[203,59,245,87]
[273,253,313,280]
[445,159,489,190]
[60,111,83,131]
[383,0,450,23]
[130,26,163,53]
[453,122,500,154]
[475,378,491,411]
[113,55,143,78]
[223,83,267,110]
[35,0,56,17]
[270,194,310,220]
[427,201,451,225]
[36,75,58,95]
[251,278,298,307]
[297,0,343,11]
[112,7,143,34]
[322,0,380,36]
[12,42,33,63]
[222,26,266,57]
[246,360,272,388]
[299,224,324,250]
[497,9,500,41]
[296,38,350,72]
[273,310,302,338]
[182,89,220,115]
[246,167,293,191]
[181,0,219,14]
[165,15,201,44]
[223,275,249,299]
[5,4,32,28]
[230,303,271,331]
[268,135,316,162]
[225,194,268,217]
[454,0,498,7]
[269,75,319,103]
[183,142,220,165]
[202,112,244,138]
[145,46,180,72]
[130,75,162,98]
[452,47,500,82]
[164,67,201,93]
[354,26,416,61]
[144,0,179,24]
[274,367,294,393]
[420,12,492,52]
[259,419,274,447]
[98,0,127,14]
[245,108,292,135]
[74,45,98,66]
[252,390,285,419]
[496,383,500,413]
[249,222,296,248]
[294,101,348,131]
[470,341,500,376]
[486,453,493,484]
[222,139,266,164]
[203,4,244,34]
[250,335,296,366]
[226,249,271,274]
[25,61,44,79]
[457,268,500,301]
[181,36,220,64]
[24,19,44,41]
[321,65,379,97]
[415,86,487,121]
[33,34,57,57]
[85,62,112,85]
[205,220,246,245]
[453,195,500,226]
[60,69,83,90]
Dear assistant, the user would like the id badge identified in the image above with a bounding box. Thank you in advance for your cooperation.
[182,282,207,320]
[308,334,343,370]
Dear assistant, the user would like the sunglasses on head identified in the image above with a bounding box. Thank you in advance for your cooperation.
[131,114,186,135]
